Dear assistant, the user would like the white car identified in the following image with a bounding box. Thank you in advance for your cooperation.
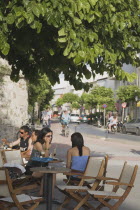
[70,114,80,123]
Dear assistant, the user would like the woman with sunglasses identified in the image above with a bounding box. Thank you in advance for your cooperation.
[26,127,53,196]
[25,127,53,175]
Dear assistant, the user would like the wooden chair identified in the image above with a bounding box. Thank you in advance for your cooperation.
[63,155,108,188]
[86,162,138,210]
[1,150,37,188]
[57,156,106,210]
[2,150,24,165]
[0,167,43,210]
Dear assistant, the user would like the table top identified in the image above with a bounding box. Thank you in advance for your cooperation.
[30,166,71,174]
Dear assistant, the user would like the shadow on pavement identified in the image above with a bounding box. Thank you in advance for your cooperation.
[130,149,140,155]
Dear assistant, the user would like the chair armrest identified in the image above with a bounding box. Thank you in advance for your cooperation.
[14,183,38,193]
[76,175,119,181]
[106,181,134,187]
[63,172,83,176]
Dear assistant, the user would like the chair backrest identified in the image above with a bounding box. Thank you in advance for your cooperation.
[119,162,138,190]
[0,168,11,197]
[0,151,4,167]
[3,150,24,165]
[83,156,105,182]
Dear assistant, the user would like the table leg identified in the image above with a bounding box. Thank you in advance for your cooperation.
[43,173,53,210]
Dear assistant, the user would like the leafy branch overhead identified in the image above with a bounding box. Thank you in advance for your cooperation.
[0,0,140,89]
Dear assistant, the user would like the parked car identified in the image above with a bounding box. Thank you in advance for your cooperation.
[70,114,80,123]
[80,115,88,123]
[122,119,140,135]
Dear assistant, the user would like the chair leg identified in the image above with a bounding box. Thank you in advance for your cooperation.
[29,202,39,210]
[73,194,94,210]
[57,196,71,210]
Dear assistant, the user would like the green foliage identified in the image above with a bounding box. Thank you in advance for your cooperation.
[72,102,80,109]
[0,0,140,89]
[28,74,54,110]
[55,98,64,107]
[86,86,115,111]
[62,93,79,103]
[116,85,140,102]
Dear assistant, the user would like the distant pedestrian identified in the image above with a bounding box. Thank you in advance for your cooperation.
[42,108,52,128]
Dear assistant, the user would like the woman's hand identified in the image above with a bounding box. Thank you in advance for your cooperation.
[44,139,51,150]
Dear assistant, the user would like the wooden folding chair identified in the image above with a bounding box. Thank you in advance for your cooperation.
[57,156,106,210]
[1,150,37,188]
[0,167,43,210]
[2,150,24,165]
[87,162,138,210]
[63,155,108,188]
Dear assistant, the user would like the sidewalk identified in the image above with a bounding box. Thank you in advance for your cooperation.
[37,121,140,209]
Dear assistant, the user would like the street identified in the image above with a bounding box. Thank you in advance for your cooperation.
[69,122,140,144]
[36,120,140,210]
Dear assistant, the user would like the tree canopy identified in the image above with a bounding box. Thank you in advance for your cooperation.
[86,86,115,111]
[116,85,140,103]
[0,0,140,90]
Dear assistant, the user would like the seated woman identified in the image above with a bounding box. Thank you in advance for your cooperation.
[26,127,53,196]
[25,127,52,175]
[66,132,90,180]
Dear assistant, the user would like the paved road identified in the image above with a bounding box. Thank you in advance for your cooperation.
[69,122,140,144]
[35,121,140,210]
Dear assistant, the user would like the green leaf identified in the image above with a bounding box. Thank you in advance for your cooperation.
[87,14,95,23]
[32,4,40,17]
[74,17,82,25]
[58,37,67,43]
[26,13,34,24]
[58,28,66,36]
[88,0,98,6]
[6,13,15,24]
[70,30,76,39]
[2,43,10,55]
[49,49,55,56]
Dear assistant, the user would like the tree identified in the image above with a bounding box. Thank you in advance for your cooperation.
[88,86,115,111]
[55,98,63,107]
[116,85,140,103]
[62,93,79,104]
[0,0,139,90]
[71,102,80,109]
[28,74,54,116]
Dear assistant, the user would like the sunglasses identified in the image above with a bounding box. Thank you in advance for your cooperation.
[20,132,24,134]
[45,135,53,138]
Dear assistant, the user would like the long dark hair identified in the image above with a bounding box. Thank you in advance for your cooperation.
[36,127,53,144]
[71,132,84,156]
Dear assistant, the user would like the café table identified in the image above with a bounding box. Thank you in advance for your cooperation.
[31,166,71,210]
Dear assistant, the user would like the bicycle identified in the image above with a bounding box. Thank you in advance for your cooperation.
[62,124,69,137]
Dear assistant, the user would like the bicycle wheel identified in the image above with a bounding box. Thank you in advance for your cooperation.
[65,126,69,137]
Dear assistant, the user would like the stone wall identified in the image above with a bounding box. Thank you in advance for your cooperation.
[0,59,28,140]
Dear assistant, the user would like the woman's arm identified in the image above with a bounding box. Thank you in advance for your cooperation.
[66,149,72,168]
[34,142,43,152]
[27,138,33,151]
[44,139,51,157]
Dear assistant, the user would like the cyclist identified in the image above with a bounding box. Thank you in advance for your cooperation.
[61,110,70,136]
